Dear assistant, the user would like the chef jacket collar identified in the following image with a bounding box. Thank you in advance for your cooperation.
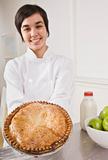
[25,47,53,60]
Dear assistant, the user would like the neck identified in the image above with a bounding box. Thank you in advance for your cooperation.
[34,45,48,58]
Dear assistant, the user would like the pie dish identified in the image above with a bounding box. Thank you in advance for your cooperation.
[3,101,72,155]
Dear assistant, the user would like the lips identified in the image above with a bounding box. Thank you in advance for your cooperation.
[31,38,40,43]
[30,38,42,45]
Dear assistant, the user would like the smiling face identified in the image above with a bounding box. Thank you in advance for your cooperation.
[21,13,48,57]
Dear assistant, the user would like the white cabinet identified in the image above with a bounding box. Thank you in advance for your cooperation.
[75,0,108,79]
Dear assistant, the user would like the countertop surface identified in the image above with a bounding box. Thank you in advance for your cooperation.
[0,123,108,160]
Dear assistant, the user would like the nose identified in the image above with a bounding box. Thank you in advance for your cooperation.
[30,28,38,37]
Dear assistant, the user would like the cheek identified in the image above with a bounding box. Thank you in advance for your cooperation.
[40,28,48,36]
[21,32,29,41]
[42,30,48,39]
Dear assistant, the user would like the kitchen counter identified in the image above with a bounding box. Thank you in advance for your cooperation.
[0,123,108,160]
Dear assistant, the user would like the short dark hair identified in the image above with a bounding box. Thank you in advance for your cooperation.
[15,4,50,41]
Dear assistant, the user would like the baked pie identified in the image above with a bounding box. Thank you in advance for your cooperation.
[3,101,72,155]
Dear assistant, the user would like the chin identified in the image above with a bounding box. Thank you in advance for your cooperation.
[30,45,42,51]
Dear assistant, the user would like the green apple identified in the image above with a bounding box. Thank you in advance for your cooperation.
[102,116,108,131]
[99,106,108,120]
[88,118,103,130]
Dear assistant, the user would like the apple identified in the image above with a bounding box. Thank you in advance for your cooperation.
[88,118,103,130]
[99,106,108,120]
[103,116,108,131]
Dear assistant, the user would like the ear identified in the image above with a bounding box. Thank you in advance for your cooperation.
[47,32,48,37]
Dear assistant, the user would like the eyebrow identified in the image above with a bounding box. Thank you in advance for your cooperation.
[21,21,44,28]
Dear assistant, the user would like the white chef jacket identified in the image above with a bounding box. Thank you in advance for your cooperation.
[4,47,74,114]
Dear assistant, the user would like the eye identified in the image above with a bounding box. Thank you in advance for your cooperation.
[36,25,43,29]
[23,27,30,31]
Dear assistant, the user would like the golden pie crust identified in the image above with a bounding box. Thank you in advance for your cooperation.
[4,101,72,155]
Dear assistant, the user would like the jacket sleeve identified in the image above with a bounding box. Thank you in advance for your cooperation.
[49,57,75,113]
[4,60,24,113]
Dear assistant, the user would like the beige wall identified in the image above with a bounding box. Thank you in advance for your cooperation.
[0,1,108,122]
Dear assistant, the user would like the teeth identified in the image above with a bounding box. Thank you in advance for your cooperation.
[31,39,40,43]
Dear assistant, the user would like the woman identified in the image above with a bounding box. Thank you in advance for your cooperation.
[4,4,75,114]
